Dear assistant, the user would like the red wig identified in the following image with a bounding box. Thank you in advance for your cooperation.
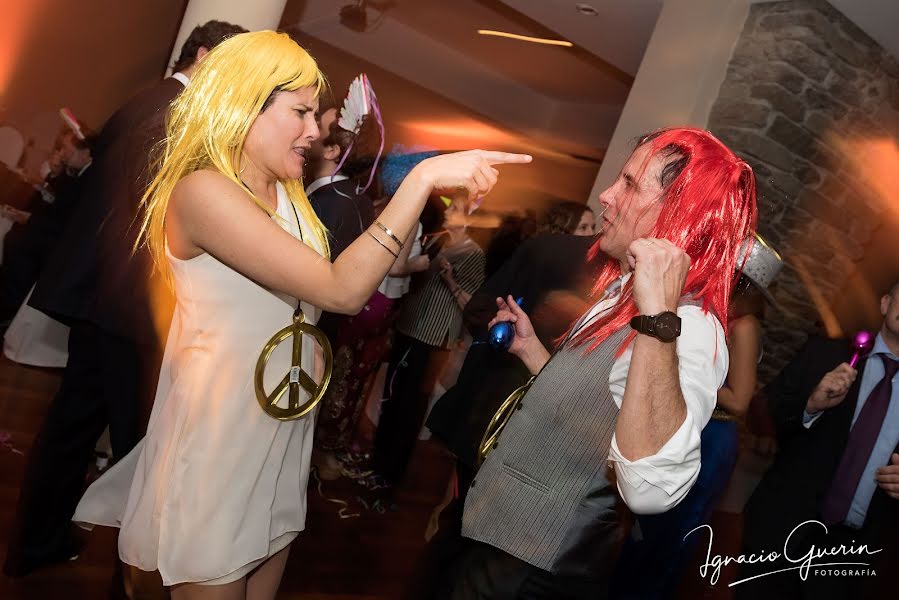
[571,127,757,354]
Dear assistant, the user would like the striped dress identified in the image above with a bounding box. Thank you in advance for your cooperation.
[395,237,485,348]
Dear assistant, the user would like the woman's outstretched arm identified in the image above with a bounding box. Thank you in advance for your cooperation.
[168,150,530,313]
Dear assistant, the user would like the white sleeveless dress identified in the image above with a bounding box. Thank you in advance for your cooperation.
[74,183,324,586]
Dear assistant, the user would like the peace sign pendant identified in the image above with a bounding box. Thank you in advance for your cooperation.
[255,309,333,421]
[477,375,536,465]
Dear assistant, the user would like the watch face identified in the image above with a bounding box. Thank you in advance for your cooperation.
[654,312,681,342]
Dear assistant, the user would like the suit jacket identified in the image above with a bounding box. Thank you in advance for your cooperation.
[308,178,374,260]
[742,336,898,597]
[30,77,184,344]
[308,178,375,338]
[0,174,85,318]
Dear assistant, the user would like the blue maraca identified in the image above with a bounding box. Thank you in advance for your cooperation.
[488,297,524,351]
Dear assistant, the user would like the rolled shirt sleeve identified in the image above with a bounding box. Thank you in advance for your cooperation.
[607,305,728,514]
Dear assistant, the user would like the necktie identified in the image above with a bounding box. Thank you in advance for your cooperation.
[820,354,899,525]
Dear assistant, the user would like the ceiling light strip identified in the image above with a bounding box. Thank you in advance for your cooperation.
[477,29,573,47]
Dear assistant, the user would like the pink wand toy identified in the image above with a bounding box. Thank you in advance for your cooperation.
[849,330,874,368]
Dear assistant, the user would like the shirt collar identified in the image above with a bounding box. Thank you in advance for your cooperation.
[170,72,190,87]
[306,173,348,197]
[871,333,898,361]
[606,272,632,301]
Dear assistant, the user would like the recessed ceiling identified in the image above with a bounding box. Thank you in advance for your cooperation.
[282,0,661,160]
[498,0,663,76]
[386,0,633,104]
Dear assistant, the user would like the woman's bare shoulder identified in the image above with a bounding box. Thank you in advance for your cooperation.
[173,169,243,202]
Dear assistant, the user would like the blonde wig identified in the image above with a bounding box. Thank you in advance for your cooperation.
[138,30,330,280]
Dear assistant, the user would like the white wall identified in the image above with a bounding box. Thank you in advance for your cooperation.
[586,0,784,209]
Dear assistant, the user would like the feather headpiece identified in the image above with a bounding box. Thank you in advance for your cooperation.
[334,73,384,193]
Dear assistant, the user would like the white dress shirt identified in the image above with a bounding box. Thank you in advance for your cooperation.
[377,222,424,299]
[170,71,190,88]
[305,172,348,197]
[571,273,728,514]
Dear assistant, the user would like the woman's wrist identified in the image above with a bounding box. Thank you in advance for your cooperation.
[405,164,434,195]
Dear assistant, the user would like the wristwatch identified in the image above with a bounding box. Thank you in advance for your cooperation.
[629,311,681,342]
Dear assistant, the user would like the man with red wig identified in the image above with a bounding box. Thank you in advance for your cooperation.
[433,127,757,598]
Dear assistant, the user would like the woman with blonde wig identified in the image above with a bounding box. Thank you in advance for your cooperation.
[72,31,529,599]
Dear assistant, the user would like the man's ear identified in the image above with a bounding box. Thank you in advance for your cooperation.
[195,46,210,62]
[323,143,342,162]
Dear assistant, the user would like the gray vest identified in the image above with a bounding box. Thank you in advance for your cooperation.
[462,325,630,579]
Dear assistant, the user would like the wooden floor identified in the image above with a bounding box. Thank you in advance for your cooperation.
[0,354,745,599]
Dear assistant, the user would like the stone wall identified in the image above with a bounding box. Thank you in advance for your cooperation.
[708,0,899,383]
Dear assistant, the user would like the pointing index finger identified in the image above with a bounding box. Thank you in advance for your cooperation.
[479,151,533,165]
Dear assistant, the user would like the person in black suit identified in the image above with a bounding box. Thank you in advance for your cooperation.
[306,93,380,471]
[737,279,899,600]
[3,20,247,578]
[0,134,93,325]
[305,95,376,258]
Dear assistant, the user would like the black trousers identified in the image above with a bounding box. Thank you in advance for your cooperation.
[372,333,437,485]
[431,540,609,600]
[4,321,144,572]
